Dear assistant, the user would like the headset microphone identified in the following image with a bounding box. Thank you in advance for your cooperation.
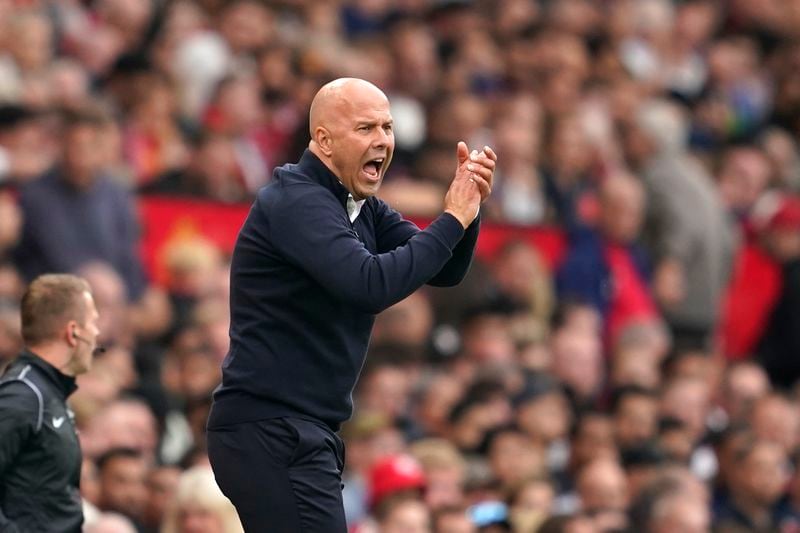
[73,332,106,354]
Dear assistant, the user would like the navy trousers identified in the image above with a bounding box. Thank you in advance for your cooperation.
[207,417,347,532]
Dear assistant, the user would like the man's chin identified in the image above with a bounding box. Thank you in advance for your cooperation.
[356,182,382,199]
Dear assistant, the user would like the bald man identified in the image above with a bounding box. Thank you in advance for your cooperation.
[207,78,494,531]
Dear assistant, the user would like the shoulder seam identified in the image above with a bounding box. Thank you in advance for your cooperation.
[5,365,45,433]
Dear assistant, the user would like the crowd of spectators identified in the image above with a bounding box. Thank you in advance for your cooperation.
[2,0,800,531]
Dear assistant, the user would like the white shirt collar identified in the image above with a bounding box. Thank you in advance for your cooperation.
[346,194,365,223]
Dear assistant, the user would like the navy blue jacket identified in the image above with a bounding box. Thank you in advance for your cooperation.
[209,150,479,431]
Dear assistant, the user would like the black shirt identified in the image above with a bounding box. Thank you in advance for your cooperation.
[0,350,82,533]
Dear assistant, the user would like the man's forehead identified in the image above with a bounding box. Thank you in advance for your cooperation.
[312,79,389,120]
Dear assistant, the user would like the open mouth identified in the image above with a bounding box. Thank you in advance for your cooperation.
[362,157,385,178]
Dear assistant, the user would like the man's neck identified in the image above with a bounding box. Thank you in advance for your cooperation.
[27,343,73,376]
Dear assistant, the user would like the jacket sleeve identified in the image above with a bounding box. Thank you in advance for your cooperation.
[372,200,480,287]
[268,187,466,314]
[0,382,37,533]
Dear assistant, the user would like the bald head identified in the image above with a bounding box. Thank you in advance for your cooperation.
[309,78,389,137]
[306,78,395,200]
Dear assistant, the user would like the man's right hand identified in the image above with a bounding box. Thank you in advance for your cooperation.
[444,141,493,229]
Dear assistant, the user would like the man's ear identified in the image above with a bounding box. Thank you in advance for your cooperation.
[66,320,79,345]
[314,126,334,157]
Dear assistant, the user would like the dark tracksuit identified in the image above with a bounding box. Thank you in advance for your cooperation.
[207,150,479,531]
[0,351,83,533]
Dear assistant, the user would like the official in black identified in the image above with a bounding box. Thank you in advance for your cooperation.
[0,274,101,532]
[207,78,496,531]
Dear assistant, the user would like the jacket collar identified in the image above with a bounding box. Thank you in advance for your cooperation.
[17,349,78,398]
[297,149,352,210]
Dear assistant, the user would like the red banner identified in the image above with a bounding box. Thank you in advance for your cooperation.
[138,195,568,285]
[137,196,781,361]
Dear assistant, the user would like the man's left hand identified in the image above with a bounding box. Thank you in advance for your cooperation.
[466,146,496,203]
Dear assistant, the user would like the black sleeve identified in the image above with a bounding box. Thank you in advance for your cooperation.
[372,200,480,287]
[0,382,37,532]
[428,212,480,287]
[268,187,466,314]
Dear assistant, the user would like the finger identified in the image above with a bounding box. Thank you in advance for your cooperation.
[469,174,491,199]
[467,164,493,182]
[471,153,496,170]
[481,145,498,162]
[457,141,470,165]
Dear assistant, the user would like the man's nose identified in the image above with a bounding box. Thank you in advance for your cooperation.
[373,128,391,147]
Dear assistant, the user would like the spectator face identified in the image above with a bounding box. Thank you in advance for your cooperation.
[461,315,517,366]
[551,330,603,403]
[750,395,800,456]
[359,364,411,420]
[449,401,497,451]
[215,76,264,134]
[649,494,710,533]
[660,378,710,444]
[489,431,545,487]
[6,11,53,71]
[97,0,153,47]
[611,348,661,389]
[599,173,645,244]
[371,292,434,349]
[717,147,772,212]
[563,516,597,533]
[516,390,572,444]
[424,466,465,511]
[722,363,770,423]
[492,242,546,305]
[82,400,159,461]
[614,393,658,449]
[99,455,149,519]
[659,426,694,464]
[510,478,554,530]
[179,504,225,533]
[434,509,476,533]
[219,1,274,54]
[732,441,789,508]
[179,349,222,401]
[675,0,719,49]
[64,123,104,187]
[417,375,465,437]
[391,27,439,97]
[576,458,628,514]
[547,115,591,178]
[571,414,617,469]
[191,135,242,199]
[381,499,431,533]
[144,466,181,528]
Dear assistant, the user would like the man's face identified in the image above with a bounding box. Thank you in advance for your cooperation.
[73,291,101,375]
[736,442,788,506]
[614,395,658,448]
[100,456,148,518]
[327,87,394,200]
[64,124,103,187]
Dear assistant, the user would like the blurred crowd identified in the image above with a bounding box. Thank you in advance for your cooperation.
[2,0,800,532]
